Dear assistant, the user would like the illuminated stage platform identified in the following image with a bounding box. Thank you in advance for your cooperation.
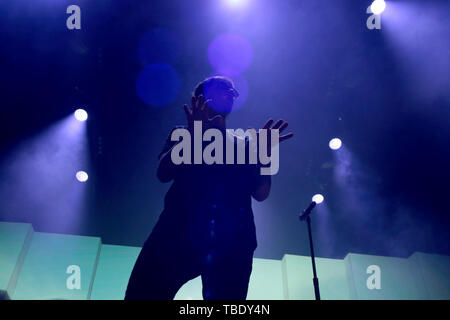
[1,221,449,300]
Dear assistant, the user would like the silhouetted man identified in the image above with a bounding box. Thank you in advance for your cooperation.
[125,76,293,300]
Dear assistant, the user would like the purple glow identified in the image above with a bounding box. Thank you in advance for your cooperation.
[331,144,430,257]
[0,114,89,233]
[333,146,373,216]
[333,145,353,187]
[207,33,254,76]
[381,1,450,104]
[223,0,248,7]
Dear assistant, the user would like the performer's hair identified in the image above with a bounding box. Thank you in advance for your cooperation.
[192,76,239,117]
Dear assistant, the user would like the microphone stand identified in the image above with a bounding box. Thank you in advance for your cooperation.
[299,201,321,300]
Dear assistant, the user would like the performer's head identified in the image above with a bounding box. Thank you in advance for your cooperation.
[192,76,239,120]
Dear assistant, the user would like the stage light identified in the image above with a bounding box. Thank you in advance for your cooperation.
[371,0,386,14]
[225,0,246,6]
[329,138,342,150]
[312,194,324,204]
[76,171,88,182]
[74,109,88,122]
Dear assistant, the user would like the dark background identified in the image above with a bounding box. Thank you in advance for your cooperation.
[0,0,449,260]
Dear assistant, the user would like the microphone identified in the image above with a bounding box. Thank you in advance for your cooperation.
[299,201,317,221]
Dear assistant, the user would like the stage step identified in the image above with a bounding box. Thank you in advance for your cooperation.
[344,253,427,299]
[1,221,449,299]
[282,254,350,299]
[0,222,33,299]
[90,244,141,300]
[12,231,101,300]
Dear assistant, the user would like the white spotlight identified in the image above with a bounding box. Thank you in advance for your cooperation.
[329,138,342,150]
[371,0,386,15]
[76,171,88,182]
[312,194,324,204]
[224,0,248,8]
[74,109,88,122]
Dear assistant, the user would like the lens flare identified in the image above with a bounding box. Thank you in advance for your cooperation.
[136,63,181,107]
[207,34,253,76]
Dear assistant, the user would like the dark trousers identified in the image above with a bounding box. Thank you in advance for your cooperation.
[124,210,255,300]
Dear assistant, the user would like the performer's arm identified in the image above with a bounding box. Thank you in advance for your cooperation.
[250,118,293,201]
